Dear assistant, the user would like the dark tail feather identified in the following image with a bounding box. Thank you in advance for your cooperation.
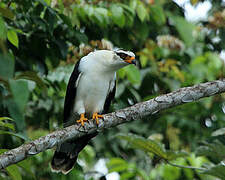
[51,150,77,174]
[51,132,98,174]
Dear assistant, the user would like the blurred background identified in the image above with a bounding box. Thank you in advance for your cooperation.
[0,0,225,179]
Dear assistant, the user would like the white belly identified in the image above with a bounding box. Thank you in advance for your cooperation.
[74,71,114,115]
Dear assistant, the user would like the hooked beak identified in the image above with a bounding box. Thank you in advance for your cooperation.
[124,56,136,65]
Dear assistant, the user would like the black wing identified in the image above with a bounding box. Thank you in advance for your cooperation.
[63,60,81,124]
[51,60,99,174]
[102,80,116,114]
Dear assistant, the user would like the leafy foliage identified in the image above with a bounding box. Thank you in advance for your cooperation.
[107,158,149,180]
[195,128,225,179]
[117,133,168,160]
[0,0,225,179]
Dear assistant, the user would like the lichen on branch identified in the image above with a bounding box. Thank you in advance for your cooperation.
[0,79,224,169]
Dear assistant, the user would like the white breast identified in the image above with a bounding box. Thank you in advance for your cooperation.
[73,53,116,115]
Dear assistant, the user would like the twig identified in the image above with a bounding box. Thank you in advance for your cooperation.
[166,161,206,171]
[7,1,12,8]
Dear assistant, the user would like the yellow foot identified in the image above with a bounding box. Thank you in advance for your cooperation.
[76,113,88,126]
[92,112,103,125]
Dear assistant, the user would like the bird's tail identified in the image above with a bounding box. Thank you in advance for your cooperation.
[51,132,97,174]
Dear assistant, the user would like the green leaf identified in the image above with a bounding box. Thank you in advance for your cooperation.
[203,164,225,179]
[0,53,14,79]
[128,87,141,102]
[0,117,14,121]
[124,65,141,85]
[0,149,8,154]
[74,31,88,44]
[5,99,26,133]
[79,145,96,164]
[17,160,36,179]
[168,15,195,46]
[166,151,188,161]
[190,52,222,82]
[0,130,27,140]
[59,13,72,28]
[44,8,58,34]
[119,3,135,16]
[0,7,14,20]
[0,121,15,131]
[133,20,149,41]
[107,158,129,173]
[196,140,225,163]
[56,39,68,59]
[15,71,47,90]
[136,169,149,180]
[117,133,167,159]
[206,52,223,80]
[129,0,137,10]
[119,3,135,27]
[212,128,225,136]
[94,7,109,27]
[84,5,94,18]
[136,2,148,22]
[120,171,135,180]
[6,165,22,180]
[27,128,49,140]
[109,164,128,173]
[0,16,7,39]
[110,4,125,28]
[9,79,30,112]
[150,5,166,25]
[162,161,181,180]
[76,5,88,22]
[7,30,19,48]
[57,0,64,12]
[7,80,29,132]
[118,68,126,79]
[107,158,127,166]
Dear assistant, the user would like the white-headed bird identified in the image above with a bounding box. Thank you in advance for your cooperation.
[51,49,136,174]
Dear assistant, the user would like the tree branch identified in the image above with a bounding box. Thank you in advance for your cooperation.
[0,79,225,169]
[166,161,206,171]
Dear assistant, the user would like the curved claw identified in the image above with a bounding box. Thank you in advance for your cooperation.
[92,112,104,125]
[76,113,88,126]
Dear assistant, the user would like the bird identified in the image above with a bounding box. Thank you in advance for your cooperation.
[50,49,136,174]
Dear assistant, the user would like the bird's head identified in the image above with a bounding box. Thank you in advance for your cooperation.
[85,50,136,72]
[113,49,136,66]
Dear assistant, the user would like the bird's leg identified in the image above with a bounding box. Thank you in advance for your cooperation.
[92,112,104,125]
[76,113,88,126]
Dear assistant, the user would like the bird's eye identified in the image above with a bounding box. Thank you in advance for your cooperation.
[116,52,127,60]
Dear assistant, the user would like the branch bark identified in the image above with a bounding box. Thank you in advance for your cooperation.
[0,79,225,169]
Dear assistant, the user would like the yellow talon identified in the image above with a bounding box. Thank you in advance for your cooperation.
[92,112,103,125]
[76,113,88,126]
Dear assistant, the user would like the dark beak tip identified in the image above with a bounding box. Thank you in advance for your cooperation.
[132,60,137,65]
